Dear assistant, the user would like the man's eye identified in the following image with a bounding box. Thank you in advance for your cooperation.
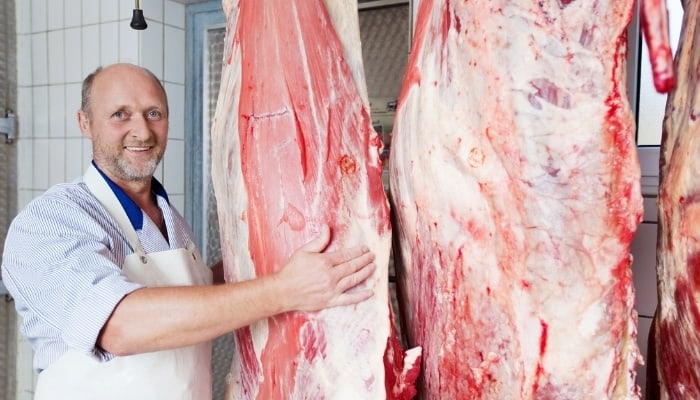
[113,111,126,119]
[148,110,162,119]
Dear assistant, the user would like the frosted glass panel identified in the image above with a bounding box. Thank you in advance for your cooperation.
[203,26,231,400]
[203,27,225,266]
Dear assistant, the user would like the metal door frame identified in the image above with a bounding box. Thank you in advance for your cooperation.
[0,1,18,399]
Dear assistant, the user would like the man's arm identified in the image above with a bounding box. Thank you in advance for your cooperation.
[98,225,376,356]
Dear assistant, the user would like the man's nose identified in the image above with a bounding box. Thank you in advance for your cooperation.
[128,115,153,139]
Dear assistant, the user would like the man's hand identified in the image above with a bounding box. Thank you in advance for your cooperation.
[273,224,376,312]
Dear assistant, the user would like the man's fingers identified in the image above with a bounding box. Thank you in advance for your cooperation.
[327,245,374,269]
[329,246,375,292]
[336,260,376,293]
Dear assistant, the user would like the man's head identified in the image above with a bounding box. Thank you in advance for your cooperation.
[77,63,170,185]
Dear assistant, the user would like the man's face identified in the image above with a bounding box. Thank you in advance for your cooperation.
[78,64,169,184]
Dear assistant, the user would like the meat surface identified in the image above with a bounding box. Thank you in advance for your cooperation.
[388,1,670,398]
[210,1,420,399]
[655,1,700,398]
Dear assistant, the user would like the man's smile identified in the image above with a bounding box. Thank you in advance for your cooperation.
[125,146,154,152]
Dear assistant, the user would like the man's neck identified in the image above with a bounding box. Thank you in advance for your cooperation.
[119,180,155,209]
[92,162,156,210]
[112,177,164,238]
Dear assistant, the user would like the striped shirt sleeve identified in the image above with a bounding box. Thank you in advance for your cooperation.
[1,184,143,371]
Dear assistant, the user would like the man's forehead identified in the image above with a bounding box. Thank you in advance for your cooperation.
[91,67,167,106]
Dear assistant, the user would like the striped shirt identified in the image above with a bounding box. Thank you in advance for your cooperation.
[1,165,198,372]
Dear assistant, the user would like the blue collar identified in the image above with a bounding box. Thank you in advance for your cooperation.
[92,161,170,230]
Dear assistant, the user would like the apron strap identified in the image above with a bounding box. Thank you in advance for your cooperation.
[83,165,148,261]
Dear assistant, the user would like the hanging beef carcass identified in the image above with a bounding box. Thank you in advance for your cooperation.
[655,1,700,398]
[389,0,673,399]
[210,1,420,399]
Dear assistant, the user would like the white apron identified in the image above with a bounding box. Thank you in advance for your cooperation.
[34,166,213,400]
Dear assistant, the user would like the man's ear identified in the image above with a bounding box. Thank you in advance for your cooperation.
[77,110,91,138]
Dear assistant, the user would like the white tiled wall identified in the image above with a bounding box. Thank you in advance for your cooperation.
[13,0,187,397]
